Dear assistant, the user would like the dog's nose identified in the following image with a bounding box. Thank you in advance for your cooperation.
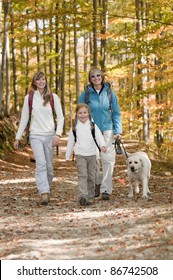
[131,166,135,172]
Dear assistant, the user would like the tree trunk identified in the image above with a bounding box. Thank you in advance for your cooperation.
[68,29,72,127]
[84,32,89,86]
[0,1,10,118]
[11,14,19,114]
[0,0,2,117]
[100,0,107,71]
[135,0,150,144]
[35,19,40,69]
[43,17,47,76]
[49,19,53,88]
[5,25,10,117]
[73,0,80,100]
[25,12,29,95]
[92,0,98,66]
[61,2,67,134]
[55,3,60,95]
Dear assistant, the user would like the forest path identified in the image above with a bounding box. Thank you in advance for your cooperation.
[0,137,173,260]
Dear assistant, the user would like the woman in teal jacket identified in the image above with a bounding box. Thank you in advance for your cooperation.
[78,67,122,200]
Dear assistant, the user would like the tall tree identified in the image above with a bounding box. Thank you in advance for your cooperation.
[10,13,19,114]
[92,0,98,66]
[61,0,67,134]
[73,0,80,100]
[100,0,108,71]
[0,0,10,118]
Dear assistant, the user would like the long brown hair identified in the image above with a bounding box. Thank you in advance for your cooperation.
[75,103,92,121]
[29,71,51,105]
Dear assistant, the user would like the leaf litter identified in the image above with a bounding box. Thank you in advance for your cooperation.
[0,137,173,260]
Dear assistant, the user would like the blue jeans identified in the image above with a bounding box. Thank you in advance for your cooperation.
[30,135,54,195]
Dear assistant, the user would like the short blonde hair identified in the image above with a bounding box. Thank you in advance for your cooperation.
[88,67,105,85]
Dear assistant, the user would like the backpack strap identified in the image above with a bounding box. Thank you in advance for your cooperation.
[50,93,54,110]
[28,91,34,115]
[72,121,101,152]
[84,85,90,104]
[90,121,101,152]
[106,83,112,111]
[72,120,77,142]
[25,91,34,145]
[49,93,57,130]
[26,92,56,145]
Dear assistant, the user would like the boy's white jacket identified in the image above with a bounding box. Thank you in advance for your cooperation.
[66,119,106,160]
[15,90,64,140]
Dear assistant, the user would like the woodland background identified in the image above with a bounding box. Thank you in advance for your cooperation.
[0,0,173,261]
[0,0,173,160]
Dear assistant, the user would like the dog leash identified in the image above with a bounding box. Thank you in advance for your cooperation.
[114,138,128,158]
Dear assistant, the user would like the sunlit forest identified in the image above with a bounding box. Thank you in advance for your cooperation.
[0,0,173,159]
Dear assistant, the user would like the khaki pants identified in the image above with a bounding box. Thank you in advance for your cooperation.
[97,130,116,195]
[76,155,96,201]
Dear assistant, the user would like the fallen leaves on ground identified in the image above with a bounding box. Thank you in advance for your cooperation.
[0,137,173,260]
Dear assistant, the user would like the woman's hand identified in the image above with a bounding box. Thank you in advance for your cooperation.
[53,135,60,147]
[114,134,121,140]
[13,140,19,150]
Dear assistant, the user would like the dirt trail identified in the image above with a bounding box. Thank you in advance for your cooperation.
[0,137,173,260]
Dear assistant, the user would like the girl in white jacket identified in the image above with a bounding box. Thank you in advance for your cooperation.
[66,103,106,206]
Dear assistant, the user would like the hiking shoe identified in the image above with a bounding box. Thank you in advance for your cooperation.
[95,184,100,197]
[41,193,49,205]
[102,192,110,200]
[79,197,92,206]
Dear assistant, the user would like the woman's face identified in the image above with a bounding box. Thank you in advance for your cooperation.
[77,107,89,123]
[90,71,103,86]
[35,76,46,91]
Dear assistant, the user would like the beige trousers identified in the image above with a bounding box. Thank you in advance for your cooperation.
[97,130,116,195]
[76,155,96,201]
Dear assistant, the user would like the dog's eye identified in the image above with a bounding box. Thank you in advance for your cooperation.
[134,161,138,164]
[129,161,132,164]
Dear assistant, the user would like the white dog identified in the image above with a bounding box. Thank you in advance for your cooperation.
[126,151,151,198]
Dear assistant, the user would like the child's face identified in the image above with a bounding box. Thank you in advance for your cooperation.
[77,107,89,123]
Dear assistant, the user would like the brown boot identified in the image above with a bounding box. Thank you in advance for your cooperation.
[41,193,49,205]
[95,184,100,197]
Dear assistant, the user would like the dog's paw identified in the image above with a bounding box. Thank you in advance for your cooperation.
[142,194,148,198]
[135,186,139,193]
[128,193,134,198]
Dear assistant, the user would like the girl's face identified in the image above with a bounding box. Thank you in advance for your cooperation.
[35,76,46,91]
[77,107,89,123]
[90,71,103,86]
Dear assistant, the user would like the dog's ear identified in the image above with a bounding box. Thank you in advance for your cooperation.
[140,158,144,167]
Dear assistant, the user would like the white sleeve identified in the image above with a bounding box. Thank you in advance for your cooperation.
[66,128,75,160]
[53,94,64,136]
[15,95,30,140]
